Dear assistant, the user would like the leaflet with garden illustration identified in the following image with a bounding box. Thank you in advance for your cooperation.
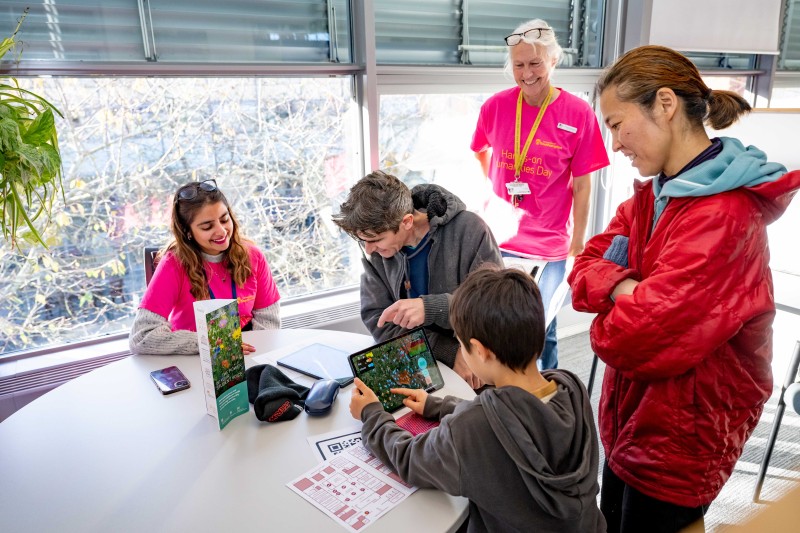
[194,298,249,430]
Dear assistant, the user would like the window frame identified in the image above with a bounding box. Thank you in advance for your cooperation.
[4,0,797,362]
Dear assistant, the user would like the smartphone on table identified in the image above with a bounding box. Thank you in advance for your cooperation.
[150,366,191,395]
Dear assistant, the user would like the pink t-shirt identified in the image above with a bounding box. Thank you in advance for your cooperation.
[471,87,610,260]
[140,244,280,332]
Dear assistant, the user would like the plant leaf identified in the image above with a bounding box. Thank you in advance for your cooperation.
[0,117,22,152]
[38,143,61,177]
[22,108,55,145]
[16,143,45,181]
[8,181,46,247]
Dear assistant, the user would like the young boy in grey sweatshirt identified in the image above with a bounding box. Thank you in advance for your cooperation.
[350,267,605,533]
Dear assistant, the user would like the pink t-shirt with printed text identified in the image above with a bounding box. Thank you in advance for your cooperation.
[140,244,280,331]
[471,87,609,260]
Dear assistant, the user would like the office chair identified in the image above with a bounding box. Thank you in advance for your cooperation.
[143,246,160,286]
[753,340,800,502]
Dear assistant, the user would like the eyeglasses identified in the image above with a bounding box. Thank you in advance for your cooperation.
[505,28,552,46]
[351,235,372,251]
[176,179,218,202]
[350,232,383,253]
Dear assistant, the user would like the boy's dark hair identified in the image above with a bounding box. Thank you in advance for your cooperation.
[450,266,545,371]
[332,170,413,239]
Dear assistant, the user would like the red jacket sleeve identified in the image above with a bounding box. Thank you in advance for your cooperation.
[569,196,638,314]
[571,193,772,381]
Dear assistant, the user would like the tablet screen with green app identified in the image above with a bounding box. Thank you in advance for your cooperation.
[348,327,444,413]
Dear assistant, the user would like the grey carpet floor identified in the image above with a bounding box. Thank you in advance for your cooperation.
[558,309,800,531]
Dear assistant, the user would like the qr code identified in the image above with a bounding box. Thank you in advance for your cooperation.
[327,436,362,455]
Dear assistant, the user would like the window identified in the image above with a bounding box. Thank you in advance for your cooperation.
[373,0,605,67]
[379,93,490,208]
[0,77,361,355]
[0,0,352,63]
[779,0,800,70]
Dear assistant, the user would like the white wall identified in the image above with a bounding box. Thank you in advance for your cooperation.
[714,110,800,276]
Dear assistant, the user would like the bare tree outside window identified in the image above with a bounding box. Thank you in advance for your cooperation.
[0,77,361,355]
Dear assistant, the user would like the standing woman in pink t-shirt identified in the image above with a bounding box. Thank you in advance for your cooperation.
[471,19,609,369]
[129,179,281,355]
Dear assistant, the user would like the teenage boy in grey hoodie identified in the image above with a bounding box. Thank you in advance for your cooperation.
[333,171,502,389]
[350,267,605,533]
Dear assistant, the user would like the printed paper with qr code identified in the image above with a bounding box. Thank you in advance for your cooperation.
[288,446,417,532]
[307,426,364,462]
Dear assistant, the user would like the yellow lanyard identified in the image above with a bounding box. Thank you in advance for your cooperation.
[514,86,553,179]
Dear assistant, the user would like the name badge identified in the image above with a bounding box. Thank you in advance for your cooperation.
[557,122,577,133]
[506,181,531,195]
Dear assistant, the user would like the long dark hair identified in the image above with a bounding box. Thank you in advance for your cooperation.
[166,181,252,300]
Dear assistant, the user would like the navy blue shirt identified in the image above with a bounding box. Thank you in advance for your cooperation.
[657,137,723,188]
[403,233,431,298]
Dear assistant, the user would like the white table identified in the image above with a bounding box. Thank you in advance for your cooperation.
[0,329,473,532]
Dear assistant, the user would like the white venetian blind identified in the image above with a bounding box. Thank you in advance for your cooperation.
[0,0,350,64]
[780,0,800,69]
[373,0,599,67]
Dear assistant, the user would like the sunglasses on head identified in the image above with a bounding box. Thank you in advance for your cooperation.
[176,179,218,202]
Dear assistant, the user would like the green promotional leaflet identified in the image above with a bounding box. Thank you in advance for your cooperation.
[194,299,249,430]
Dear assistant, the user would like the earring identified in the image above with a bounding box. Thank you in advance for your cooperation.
[187,233,192,240]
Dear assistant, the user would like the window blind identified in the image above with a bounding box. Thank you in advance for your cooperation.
[373,0,463,65]
[463,0,574,66]
[780,0,800,70]
[373,0,603,67]
[1,0,143,62]
[0,0,350,64]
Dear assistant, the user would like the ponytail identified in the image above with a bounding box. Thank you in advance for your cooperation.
[706,90,751,130]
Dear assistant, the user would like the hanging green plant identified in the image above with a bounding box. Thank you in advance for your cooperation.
[0,8,64,249]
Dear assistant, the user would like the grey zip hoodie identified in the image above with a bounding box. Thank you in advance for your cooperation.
[359,184,502,367]
[360,369,605,532]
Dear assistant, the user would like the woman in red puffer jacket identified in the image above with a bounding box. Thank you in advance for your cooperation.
[569,45,800,533]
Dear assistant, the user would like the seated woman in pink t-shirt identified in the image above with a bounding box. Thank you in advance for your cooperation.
[129,179,281,355]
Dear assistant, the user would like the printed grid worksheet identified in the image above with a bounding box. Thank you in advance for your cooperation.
[288,445,416,531]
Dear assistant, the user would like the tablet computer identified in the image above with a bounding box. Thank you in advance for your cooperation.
[348,327,444,413]
[277,343,355,387]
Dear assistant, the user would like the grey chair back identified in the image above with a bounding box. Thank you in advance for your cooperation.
[143,246,161,286]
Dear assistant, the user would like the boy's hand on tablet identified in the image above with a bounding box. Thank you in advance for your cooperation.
[350,378,381,420]
[391,387,428,415]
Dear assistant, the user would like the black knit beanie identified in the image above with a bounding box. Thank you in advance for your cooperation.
[411,185,448,219]
[245,364,311,422]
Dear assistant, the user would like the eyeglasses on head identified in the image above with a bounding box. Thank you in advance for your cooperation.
[505,27,552,46]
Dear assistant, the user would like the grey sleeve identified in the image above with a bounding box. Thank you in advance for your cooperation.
[251,301,281,330]
[426,333,458,368]
[128,308,199,355]
[360,258,405,342]
[422,394,463,421]
[360,403,463,494]
[420,293,451,330]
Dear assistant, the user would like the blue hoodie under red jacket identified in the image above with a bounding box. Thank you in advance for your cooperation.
[569,137,800,507]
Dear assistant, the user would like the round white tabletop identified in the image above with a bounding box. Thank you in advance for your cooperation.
[0,329,473,532]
